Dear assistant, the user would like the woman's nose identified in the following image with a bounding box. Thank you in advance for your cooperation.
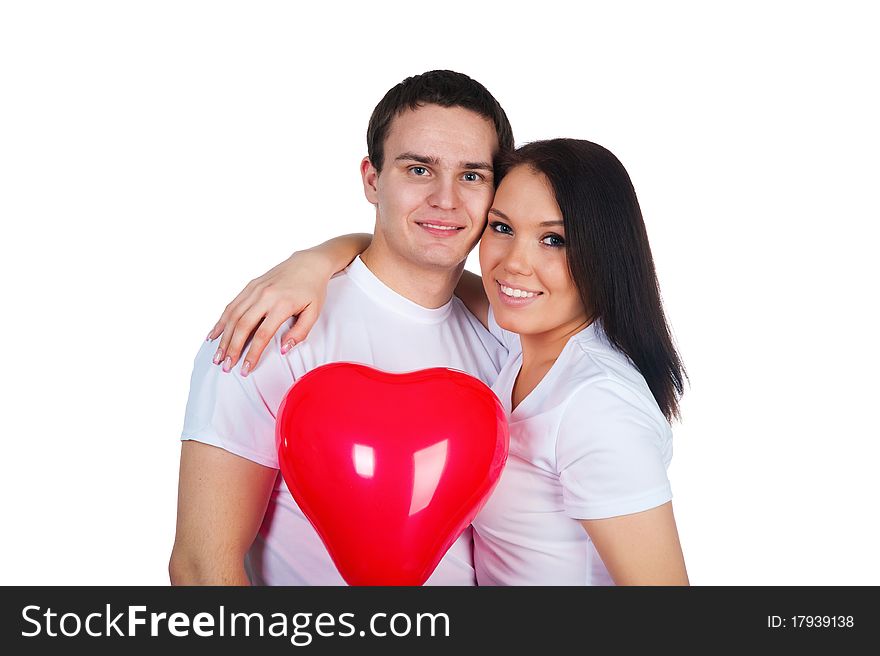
[501,239,532,276]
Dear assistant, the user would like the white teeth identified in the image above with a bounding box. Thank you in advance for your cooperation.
[499,284,538,299]
[422,223,458,231]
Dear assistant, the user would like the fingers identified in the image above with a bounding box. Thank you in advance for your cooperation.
[288,304,319,346]
[207,279,261,342]
[240,311,293,375]
[207,254,329,376]
[221,304,270,373]
[212,286,267,365]
[274,304,319,361]
[206,320,223,342]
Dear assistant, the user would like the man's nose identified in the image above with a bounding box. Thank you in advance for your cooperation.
[427,176,460,210]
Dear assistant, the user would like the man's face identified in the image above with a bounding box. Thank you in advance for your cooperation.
[361,104,499,272]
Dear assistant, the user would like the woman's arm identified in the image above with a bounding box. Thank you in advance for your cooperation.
[453,269,490,329]
[580,501,689,585]
[208,233,371,373]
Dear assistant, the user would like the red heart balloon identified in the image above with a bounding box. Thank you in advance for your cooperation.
[276,362,509,586]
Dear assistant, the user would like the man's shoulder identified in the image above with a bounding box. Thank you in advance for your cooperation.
[300,270,372,332]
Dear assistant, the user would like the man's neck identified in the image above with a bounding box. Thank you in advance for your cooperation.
[359,245,463,309]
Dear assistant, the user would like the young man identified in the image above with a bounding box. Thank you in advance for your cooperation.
[170,71,514,585]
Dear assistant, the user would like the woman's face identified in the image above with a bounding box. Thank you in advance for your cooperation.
[479,165,588,338]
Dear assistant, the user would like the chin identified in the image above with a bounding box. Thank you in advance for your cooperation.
[415,249,470,270]
[489,305,529,334]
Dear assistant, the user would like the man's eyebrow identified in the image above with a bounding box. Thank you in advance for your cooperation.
[488,208,564,227]
[395,153,494,171]
[463,161,494,172]
[395,153,440,165]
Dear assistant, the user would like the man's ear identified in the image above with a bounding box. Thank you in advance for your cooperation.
[361,157,379,205]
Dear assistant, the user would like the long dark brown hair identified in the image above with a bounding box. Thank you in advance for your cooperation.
[499,139,686,420]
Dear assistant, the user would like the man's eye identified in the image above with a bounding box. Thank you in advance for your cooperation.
[463,172,482,182]
[488,221,512,235]
[541,234,565,247]
[410,166,429,176]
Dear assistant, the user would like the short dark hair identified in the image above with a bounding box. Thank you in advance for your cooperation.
[366,70,514,173]
[498,139,687,420]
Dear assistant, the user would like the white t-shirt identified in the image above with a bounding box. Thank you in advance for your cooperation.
[181,257,507,585]
[472,309,673,586]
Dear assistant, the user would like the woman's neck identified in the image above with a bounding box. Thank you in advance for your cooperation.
[513,317,592,409]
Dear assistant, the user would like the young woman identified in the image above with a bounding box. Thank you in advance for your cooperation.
[208,139,689,585]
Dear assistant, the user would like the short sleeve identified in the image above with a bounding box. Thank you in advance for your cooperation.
[487,306,522,358]
[180,339,290,469]
[556,379,673,520]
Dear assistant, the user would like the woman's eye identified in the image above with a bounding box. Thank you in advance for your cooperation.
[488,221,512,235]
[541,234,565,247]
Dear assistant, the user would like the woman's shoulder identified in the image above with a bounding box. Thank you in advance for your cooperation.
[558,331,670,436]
[569,325,656,400]
[554,363,673,472]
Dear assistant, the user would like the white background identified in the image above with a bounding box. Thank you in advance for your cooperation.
[1,1,877,585]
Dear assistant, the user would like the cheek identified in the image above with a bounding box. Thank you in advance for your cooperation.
[547,259,579,298]
[466,189,494,218]
[379,179,418,212]
[478,234,501,271]
[375,184,394,210]
[560,270,587,316]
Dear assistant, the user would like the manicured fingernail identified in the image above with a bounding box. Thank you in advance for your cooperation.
[212,348,223,364]
[241,360,251,377]
[222,356,232,373]
[281,340,295,355]
[206,331,215,341]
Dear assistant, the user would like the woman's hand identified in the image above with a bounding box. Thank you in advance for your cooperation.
[206,251,328,375]
[207,234,371,375]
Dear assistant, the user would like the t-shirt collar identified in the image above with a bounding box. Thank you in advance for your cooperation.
[345,256,455,324]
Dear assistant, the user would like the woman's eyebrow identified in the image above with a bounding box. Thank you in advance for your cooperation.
[489,208,563,227]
